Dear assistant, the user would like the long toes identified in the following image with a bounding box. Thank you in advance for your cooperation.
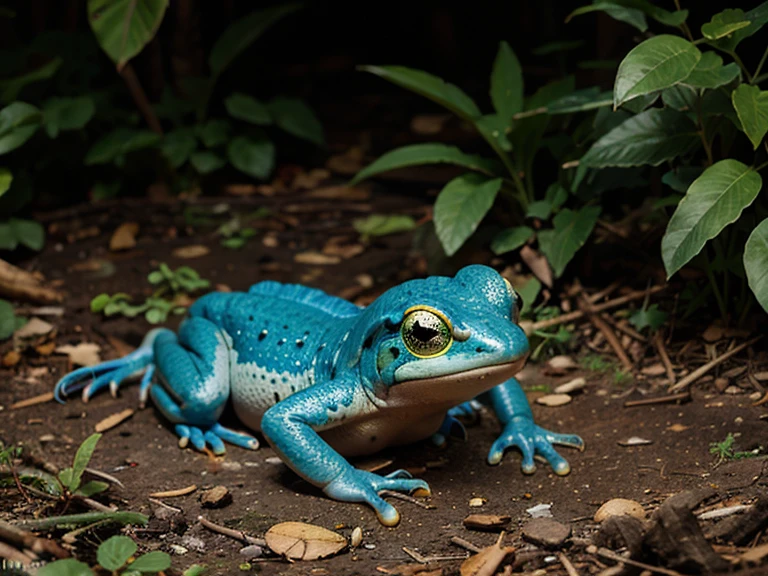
[175,424,191,449]
[548,432,585,451]
[487,437,508,466]
[368,493,400,527]
[384,469,412,480]
[204,431,226,455]
[378,478,430,495]
[188,427,206,451]
[82,367,134,403]
[211,424,260,450]
[537,442,570,476]
[138,365,155,408]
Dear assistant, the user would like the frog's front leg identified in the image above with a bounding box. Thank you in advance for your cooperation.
[261,380,430,526]
[485,378,584,475]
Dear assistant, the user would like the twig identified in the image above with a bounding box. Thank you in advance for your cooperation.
[654,331,676,386]
[559,552,581,576]
[668,337,763,393]
[0,259,63,304]
[0,520,69,559]
[84,467,124,489]
[62,519,112,544]
[594,546,682,576]
[148,498,182,512]
[119,63,163,135]
[602,314,647,342]
[578,296,633,372]
[198,515,266,547]
[450,535,482,553]
[530,286,665,332]
[624,392,690,408]
[74,495,117,513]
[149,484,197,498]
[402,546,428,563]
[10,392,54,410]
[380,489,435,509]
[588,280,623,303]
[0,541,35,565]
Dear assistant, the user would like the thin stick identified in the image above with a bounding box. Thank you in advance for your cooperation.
[85,467,124,489]
[654,331,676,386]
[0,520,69,559]
[578,296,633,372]
[450,535,482,553]
[559,552,581,576]
[530,286,665,332]
[602,314,647,342]
[380,489,435,509]
[149,484,197,498]
[588,280,622,303]
[669,337,763,393]
[10,392,54,410]
[0,541,35,565]
[198,515,266,547]
[594,547,681,576]
[624,392,690,408]
[119,63,163,135]
[402,546,427,563]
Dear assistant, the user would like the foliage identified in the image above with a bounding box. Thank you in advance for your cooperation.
[0,298,27,340]
[353,214,417,241]
[709,432,762,466]
[92,264,209,324]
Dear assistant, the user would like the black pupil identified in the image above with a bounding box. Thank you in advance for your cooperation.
[412,320,439,343]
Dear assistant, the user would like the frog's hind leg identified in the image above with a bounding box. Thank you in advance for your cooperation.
[150,317,259,454]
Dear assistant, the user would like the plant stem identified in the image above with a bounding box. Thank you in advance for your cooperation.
[695,94,714,166]
[752,45,768,84]
[755,159,768,172]
[478,131,528,209]
[674,0,695,42]
[730,51,754,83]
[704,263,727,322]
[120,64,164,135]
[753,72,768,84]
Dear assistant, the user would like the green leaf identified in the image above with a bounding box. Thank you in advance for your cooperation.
[85,128,161,165]
[267,97,324,146]
[629,303,667,330]
[76,480,109,497]
[613,35,700,108]
[662,166,703,193]
[662,159,762,277]
[581,108,698,168]
[145,307,166,324]
[221,236,246,249]
[359,65,481,120]
[546,87,613,115]
[662,84,697,111]
[18,511,148,530]
[209,3,301,77]
[87,0,169,69]
[42,96,95,138]
[473,114,512,152]
[224,92,271,125]
[129,551,172,573]
[183,565,208,576]
[37,558,94,576]
[227,133,275,180]
[0,101,40,155]
[161,128,197,168]
[0,58,62,102]
[196,119,230,148]
[97,534,137,571]
[709,1,768,52]
[0,299,14,340]
[58,467,76,492]
[732,84,768,150]
[525,183,568,220]
[350,143,502,185]
[0,221,13,250]
[190,151,226,174]
[567,1,686,28]
[353,214,416,237]
[434,174,502,257]
[566,2,648,32]
[490,41,523,123]
[91,294,110,313]
[744,218,768,313]
[10,218,44,251]
[70,433,102,492]
[538,206,601,277]
[491,226,534,255]
[0,167,11,197]
[516,276,541,317]
[701,8,751,40]
[682,52,740,89]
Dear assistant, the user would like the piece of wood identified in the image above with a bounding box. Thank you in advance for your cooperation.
[654,330,676,385]
[578,295,633,372]
[624,392,690,408]
[668,337,763,393]
[0,519,69,559]
[0,259,63,303]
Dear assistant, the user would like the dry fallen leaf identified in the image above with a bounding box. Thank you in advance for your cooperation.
[56,343,101,367]
[172,245,210,259]
[292,168,331,190]
[14,317,54,339]
[463,514,511,532]
[109,222,139,251]
[265,521,346,560]
[520,246,553,288]
[294,252,341,265]
[460,532,515,576]
[2,350,21,367]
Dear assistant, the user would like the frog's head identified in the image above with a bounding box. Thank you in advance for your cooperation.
[352,265,529,406]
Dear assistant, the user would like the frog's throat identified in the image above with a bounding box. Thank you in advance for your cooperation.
[383,356,528,410]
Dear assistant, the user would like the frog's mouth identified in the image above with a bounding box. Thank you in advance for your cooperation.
[385,356,528,409]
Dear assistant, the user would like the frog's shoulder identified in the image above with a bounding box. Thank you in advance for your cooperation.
[248,281,362,318]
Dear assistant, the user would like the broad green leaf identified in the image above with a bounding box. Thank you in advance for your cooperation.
[224,92,271,125]
[581,108,698,168]
[516,276,541,317]
[85,128,161,164]
[87,0,169,69]
[227,133,275,179]
[76,480,109,497]
[491,226,534,255]
[209,3,301,77]
[183,565,208,576]
[97,535,137,571]
[267,97,324,146]
[0,221,13,250]
[732,84,768,150]
[42,96,95,138]
[566,2,648,32]
[190,151,225,174]
[662,159,762,277]
[196,119,230,148]
[0,57,62,102]
[128,551,172,572]
[682,52,740,89]
[620,91,658,114]
[474,114,512,152]
[567,1,686,28]
[145,307,166,324]
[0,101,40,154]
[0,299,14,340]
[538,206,601,277]
[350,143,502,185]
[58,468,75,491]
[90,294,110,313]
[490,41,523,123]
[662,166,703,193]
[360,65,481,120]
[546,87,613,114]
[629,303,667,330]
[701,9,751,40]
[745,218,768,313]
[526,183,568,220]
[71,433,102,492]
[0,167,10,197]
[10,218,44,250]
[709,1,768,52]
[614,35,700,107]
[161,128,197,168]
[662,84,696,111]
[353,214,416,238]
[434,174,502,256]
[37,558,94,576]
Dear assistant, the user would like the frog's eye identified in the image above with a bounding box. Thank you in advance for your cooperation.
[401,306,453,358]
[503,278,523,324]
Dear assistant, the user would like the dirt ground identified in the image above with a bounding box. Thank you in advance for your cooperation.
[1,183,767,575]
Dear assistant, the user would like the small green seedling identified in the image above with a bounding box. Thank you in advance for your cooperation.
[0,298,27,340]
[218,208,270,249]
[709,433,761,467]
[57,433,109,501]
[148,263,210,294]
[580,354,614,372]
[353,214,417,242]
[221,227,257,250]
[37,535,172,576]
[629,303,668,332]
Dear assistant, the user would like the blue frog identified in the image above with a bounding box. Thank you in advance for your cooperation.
[55,265,584,525]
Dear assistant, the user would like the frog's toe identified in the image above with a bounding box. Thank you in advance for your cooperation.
[372,497,401,527]
[376,470,430,496]
[438,414,467,442]
[535,440,571,476]
[188,426,207,452]
[546,432,585,452]
[447,400,479,421]
[211,423,260,450]
[175,424,191,449]
[430,432,447,448]
[487,433,535,472]
[204,431,226,455]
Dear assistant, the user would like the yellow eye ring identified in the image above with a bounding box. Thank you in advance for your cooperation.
[400,305,453,358]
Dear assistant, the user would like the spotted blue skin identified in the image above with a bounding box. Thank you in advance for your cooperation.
[55,265,584,525]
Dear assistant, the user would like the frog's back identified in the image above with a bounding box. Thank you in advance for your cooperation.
[190,281,361,429]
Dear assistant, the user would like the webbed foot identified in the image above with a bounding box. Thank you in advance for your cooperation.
[487,416,584,475]
[324,468,430,526]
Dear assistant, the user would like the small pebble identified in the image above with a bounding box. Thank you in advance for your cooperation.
[554,377,586,394]
[169,544,188,555]
[265,457,282,465]
[39,434,55,442]
[222,461,242,471]
[351,527,363,548]
[200,485,232,509]
[469,497,486,507]
[724,386,743,395]
[181,535,206,553]
[522,518,571,548]
[536,394,572,407]
[618,436,652,447]
[750,391,763,401]
[239,544,263,558]
[594,498,645,522]
[363,543,376,550]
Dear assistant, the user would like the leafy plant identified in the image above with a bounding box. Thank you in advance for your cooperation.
[0,298,27,340]
[353,214,417,241]
[38,534,171,576]
[57,433,109,500]
[709,432,762,466]
[91,264,209,324]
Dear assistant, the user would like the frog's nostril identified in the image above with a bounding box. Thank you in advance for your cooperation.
[476,347,484,353]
